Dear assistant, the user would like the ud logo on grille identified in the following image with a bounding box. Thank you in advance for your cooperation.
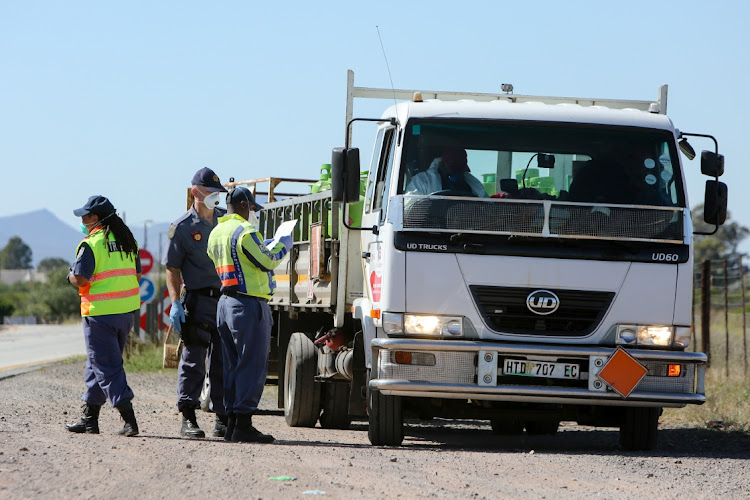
[526,290,560,315]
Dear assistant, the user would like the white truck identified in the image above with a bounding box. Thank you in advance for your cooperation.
[235,71,727,450]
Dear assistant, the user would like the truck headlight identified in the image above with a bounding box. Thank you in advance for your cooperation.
[638,325,673,346]
[616,324,674,347]
[381,312,465,337]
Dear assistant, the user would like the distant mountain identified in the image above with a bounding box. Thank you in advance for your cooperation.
[0,209,172,267]
[0,209,82,267]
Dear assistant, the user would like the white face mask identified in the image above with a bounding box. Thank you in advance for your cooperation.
[197,187,221,209]
[203,191,221,208]
[247,211,258,227]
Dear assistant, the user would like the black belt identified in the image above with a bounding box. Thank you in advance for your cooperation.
[222,290,269,302]
[188,288,222,298]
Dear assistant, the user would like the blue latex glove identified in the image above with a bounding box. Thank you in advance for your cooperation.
[169,301,185,333]
[279,235,293,250]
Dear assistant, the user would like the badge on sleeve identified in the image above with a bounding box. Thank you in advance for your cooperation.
[167,225,176,239]
[191,230,203,242]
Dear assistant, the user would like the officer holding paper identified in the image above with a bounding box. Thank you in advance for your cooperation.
[206,186,292,443]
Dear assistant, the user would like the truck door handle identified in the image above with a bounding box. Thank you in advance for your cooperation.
[361,252,371,259]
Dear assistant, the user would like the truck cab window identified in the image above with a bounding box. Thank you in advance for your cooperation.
[372,128,396,212]
[364,129,385,213]
[398,120,684,208]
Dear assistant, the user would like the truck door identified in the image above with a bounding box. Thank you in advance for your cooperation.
[360,126,397,316]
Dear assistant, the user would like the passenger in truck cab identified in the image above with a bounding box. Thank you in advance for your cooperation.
[405,147,488,197]
[568,156,637,205]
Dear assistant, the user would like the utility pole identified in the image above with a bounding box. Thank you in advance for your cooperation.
[143,219,153,251]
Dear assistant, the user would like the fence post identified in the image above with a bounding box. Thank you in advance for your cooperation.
[724,259,729,378]
[740,255,747,376]
[701,259,711,366]
[692,268,696,350]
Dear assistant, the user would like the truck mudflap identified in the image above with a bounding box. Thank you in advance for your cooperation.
[370,338,707,408]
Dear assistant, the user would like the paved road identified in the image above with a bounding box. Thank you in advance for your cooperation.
[0,324,84,378]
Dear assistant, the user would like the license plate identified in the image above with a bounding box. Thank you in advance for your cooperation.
[503,359,580,380]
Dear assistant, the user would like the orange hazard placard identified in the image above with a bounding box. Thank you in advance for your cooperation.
[597,347,648,398]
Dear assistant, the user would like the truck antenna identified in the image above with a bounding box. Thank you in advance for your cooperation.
[376,25,397,108]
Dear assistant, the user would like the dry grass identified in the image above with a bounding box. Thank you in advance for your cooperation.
[663,312,750,434]
[123,339,170,373]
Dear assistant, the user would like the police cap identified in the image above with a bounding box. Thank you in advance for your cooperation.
[191,167,227,193]
[73,195,116,217]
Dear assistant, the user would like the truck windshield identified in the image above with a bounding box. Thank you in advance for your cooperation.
[399,120,684,207]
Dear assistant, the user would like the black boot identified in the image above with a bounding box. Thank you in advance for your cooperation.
[213,413,228,438]
[116,400,139,437]
[180,407,205,438]
[66,403,101,434]
[231,414,274,443]
[224,414,236,442]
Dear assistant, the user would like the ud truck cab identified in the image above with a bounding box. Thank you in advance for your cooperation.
[252,71,727,450]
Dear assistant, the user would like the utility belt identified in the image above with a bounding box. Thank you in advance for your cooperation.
[180,288,220,348]
[187,287,222,298]
[222,290,269,303]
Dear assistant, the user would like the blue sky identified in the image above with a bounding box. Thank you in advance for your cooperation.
[2,1,748,253]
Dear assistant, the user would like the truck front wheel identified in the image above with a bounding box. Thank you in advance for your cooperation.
[284,332,321,427]
[367,388,403,446]
[619,407,660,450]
[489,417,524,435]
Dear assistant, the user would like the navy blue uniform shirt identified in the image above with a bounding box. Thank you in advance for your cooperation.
[162,205,225,290]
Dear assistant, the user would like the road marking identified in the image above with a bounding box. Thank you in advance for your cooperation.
[0,355,84,373]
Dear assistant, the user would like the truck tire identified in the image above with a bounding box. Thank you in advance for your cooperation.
[489,417,524,435]
[367,388,403,446]
[284,332,321,427]
[319,382,352,429]
[620,407,660,451]
[525,419,560,435]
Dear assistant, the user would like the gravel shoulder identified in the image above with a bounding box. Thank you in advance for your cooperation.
[1,361,749,499]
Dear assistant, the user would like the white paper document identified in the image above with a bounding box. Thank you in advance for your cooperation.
[266,219,297,249]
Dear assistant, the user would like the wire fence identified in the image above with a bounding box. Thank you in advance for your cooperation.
[692,256,748,377]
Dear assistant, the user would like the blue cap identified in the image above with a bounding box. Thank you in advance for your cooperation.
[73,195,116,217]
[191,167,227,192]
[226,186,263,211]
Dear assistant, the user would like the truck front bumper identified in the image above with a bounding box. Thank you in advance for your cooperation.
[370,338,707,408]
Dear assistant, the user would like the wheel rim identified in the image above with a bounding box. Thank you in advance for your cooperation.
[284,348,294,411]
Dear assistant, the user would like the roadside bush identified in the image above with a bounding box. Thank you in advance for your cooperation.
[0,296,14,317]
[1,268,80,323]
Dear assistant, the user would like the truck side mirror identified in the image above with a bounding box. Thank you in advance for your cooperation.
[701,151,725,177]
[703,180,728,226]
[331,147,360,203]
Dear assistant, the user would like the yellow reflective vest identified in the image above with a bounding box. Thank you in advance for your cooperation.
[206,214,288,299]
[76,228,140,316]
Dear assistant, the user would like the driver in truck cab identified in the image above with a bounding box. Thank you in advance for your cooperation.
[405,147,488,197]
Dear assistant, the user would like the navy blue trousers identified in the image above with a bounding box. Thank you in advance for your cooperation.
[81,313,134,408]
[216,294,272,415]
[176,293,225,414]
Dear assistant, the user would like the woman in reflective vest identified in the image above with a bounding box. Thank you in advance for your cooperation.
[65,195,142,437]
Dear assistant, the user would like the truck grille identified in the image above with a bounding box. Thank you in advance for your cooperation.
[470,286,615,336]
